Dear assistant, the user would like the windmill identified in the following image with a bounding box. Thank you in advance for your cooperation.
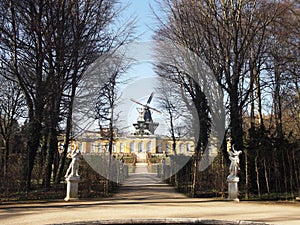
[130,92,161,135]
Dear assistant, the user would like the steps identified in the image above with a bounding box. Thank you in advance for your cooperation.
[134,163,149,174]
[136,152,147,163]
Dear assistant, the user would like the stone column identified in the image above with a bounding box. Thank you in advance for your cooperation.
[65,175,80,201]
[227,177,240,202]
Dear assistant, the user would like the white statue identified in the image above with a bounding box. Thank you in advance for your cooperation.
[65,149,81,178]
[228,144,242,179]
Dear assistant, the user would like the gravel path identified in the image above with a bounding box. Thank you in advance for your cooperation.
[0,164,299,225]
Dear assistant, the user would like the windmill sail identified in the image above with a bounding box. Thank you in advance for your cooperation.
[130,93,160,135]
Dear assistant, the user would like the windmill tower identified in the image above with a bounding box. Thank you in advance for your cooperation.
[130,92,161,135]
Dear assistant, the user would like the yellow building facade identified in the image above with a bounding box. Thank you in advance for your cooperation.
[66,131,194,156]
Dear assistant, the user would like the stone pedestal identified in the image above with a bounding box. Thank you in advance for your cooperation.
[64,176,80,201]
[227,177,239,202]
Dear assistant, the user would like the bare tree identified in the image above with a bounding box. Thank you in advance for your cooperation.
[157,78,193,155]
[154,43,211,156]
[0,0,136,189]
[55,0,136,184]
[0,74,25,176]
[153,0,300,198]
[267,2,300,198]
[0,0,48,189]
[95,56,129,155]
[154,0,291,150]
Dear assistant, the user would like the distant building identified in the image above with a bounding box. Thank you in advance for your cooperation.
[71,130,194,156]
[59,93,194,156]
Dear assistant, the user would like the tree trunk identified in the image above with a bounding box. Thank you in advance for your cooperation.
[293,68,300,131]
[292,149,300,197]
[263,158,270,198]
[254,70,264,129]
[272,148,280,199]
[44,127,58,189]
[0,147,3,175]
[246,66,255,200]
[24,120,42,190]
[55,100,73,184]
[286,148,294,199]
[191,157,197,197]
[3,139,9,177]
[169,111,177,155]
[255,155,261,199]
[221,152,225,198]
[40,128,48,185]
[274,62,283,139]
[229,93,243,150]
[195,89,210,153]
[244,149,249,200]
[281,150,288,200]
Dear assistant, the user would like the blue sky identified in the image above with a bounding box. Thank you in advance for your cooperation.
[117,1,161,81]
[115,1,169,134]
[118,0,164,79]
[120,0,159,41]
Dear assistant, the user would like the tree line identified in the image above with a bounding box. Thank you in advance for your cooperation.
[0,0,135,191]
[154,0,300,199]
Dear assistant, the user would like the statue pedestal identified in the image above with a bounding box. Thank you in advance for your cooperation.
[64,176,80,201]
[227,176,239,202]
